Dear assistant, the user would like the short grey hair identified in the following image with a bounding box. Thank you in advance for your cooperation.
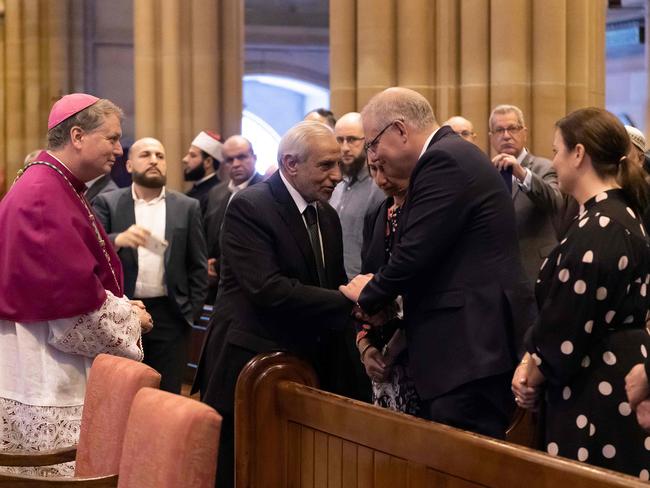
[361,87,436,132]
[489,104,525,130]
[47,99,124,150]
[277,121,334,166]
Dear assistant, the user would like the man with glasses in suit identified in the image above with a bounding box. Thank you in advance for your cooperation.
[489,104,565,283]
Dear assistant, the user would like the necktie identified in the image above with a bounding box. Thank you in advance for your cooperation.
[501,167,513,194]
[303,205,326,287]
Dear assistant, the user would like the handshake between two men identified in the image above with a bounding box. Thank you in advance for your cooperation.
[340,273,402,384]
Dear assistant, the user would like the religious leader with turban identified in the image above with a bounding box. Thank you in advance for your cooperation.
[0,94,152,475]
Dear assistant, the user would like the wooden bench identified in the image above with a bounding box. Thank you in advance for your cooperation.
[235,352,646,488]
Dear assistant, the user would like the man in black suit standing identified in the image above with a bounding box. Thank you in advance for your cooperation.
[203,135,264,302]
[341,87,535,439]
[194,121,356,488]
[93,137,208,393]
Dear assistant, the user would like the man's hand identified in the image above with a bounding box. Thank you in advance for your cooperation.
[626,363,650,409]
[339,273,373,302]
[636,399,650,432]
[207,258,219,281]
[492,153,526,181]
[131,302,153,334]
[362,347,391,382]
[115,224,151,249]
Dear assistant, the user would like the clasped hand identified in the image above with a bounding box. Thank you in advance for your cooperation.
[130,299,153,334]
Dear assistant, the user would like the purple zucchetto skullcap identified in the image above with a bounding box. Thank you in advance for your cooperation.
[47,93,100,130]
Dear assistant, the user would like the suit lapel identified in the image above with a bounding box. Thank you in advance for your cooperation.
[164,191,174,266]
[268,173,321,285]
[512,152,532,201]
[117,190,138,266]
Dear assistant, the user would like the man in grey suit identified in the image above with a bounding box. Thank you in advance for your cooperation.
[93,137,208,393]
[489,104,564,283]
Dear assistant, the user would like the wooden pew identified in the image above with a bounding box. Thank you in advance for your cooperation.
[235,352,646,488]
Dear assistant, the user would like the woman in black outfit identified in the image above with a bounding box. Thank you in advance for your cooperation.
[513,107,650,479]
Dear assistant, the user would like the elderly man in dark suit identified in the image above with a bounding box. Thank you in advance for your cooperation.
[489,104,566,283]
[203,135,264,302]
[341,87,536,440]
[194,121,357,488]
[93,137,207,393]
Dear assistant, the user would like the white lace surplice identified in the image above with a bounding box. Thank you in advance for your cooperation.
[0,291,142,476]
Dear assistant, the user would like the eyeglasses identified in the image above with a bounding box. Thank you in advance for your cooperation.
[336,135,365,145]
[364,120,400,154]
[490,126,524,137]
[224,152,253,164]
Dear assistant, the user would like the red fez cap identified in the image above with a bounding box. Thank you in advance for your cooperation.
[48,93,100,130]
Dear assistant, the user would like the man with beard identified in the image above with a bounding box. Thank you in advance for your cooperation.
[331,112,384,280]
[183,130,223,215]
[93,137,208,393]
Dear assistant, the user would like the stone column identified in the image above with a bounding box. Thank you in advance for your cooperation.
[0,0,74,197]
[330,0,606,159]
[134,0,243,191]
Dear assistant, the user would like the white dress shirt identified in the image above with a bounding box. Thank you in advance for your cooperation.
[279,170,324,265]
[132,185,167,298]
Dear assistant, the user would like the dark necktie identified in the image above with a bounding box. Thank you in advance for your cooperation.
[501,167,513,194]
[303,205,326,287]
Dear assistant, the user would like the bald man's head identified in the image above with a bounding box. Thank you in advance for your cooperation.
[334,112,366,176]
[444,116,477,144]
[222,135,257,185]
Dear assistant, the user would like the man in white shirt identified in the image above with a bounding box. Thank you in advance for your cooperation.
[93,137,208,393]
[489,104,565,283]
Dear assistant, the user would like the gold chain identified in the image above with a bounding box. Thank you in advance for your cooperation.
[17,162,122,294]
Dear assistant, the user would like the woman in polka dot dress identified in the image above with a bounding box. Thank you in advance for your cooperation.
[512,107,650,479]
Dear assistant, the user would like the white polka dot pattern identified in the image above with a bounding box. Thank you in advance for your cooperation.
[596,287,607,300]
[595,192,608,202]
[598,216,610,227]
[645,437,650,450]
[605,311,615,324]
[589,423,596,437]
[577,448,588,462]
[640,469,650,481]
[642,345,648,358]
[618,256,628,270]
[560,341,573,355]
[574,280,587,294]
[627,207,636,218]
[581,356,591,368]
[584,320,593,333]
[562,386,571,400]
[602,444,616,459]
[598,381,612,395]
[558,269,570,283]
[547,443,559,456]
[618,402,631,416]
[576,415,588,429]
[602,351,616,365]
[582,251,593,263]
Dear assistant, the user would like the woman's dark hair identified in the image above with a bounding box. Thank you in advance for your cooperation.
[556,107,650,212]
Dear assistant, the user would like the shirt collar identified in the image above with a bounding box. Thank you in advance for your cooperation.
[228,172,258,193]
[517,148,529,164]
[419,128,439,159]
[131,184,166,203]
[85,174,103,189]
[195,172,217,186]
[279,169,310,215]
[343,164,371,185]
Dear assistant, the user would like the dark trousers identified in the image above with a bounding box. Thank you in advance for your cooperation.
[215,412,234,488]
[140,297,190,394]
[421,372,515,440]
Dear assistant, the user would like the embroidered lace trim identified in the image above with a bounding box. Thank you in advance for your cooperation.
[48,290,143,361]
[0,397,81,477]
